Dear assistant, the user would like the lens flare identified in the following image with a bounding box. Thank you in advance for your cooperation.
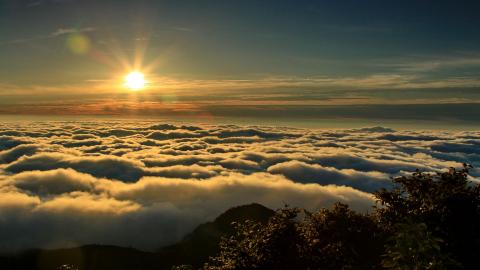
[66,34,91,55]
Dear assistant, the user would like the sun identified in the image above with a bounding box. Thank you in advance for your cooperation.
[124,71,146,90]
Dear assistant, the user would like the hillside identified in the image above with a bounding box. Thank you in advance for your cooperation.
[0,203,274,270]
[157,203,275,268]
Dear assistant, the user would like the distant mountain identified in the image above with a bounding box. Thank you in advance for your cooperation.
[157,203,275,268]
[0,203,275,270]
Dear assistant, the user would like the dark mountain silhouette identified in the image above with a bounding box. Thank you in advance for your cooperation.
[158,203,275,268]
[0,203,274,270]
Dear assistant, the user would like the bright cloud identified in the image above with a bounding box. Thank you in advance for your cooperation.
[0,121,478,251]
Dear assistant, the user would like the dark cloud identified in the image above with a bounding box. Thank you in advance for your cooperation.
[0,136,32,151]
[215,128,300,139]
[147,131,203,140]
[0,144,39,164]
[5,153,145,182]
[308,153,430,174]
[71,134,99,140]
[349,126,396,133]
[431,141,480,155]
[267,161,390,192]
[98,129,138,137]
[377,133,440,141]
[56,139,103,148]
[12,168,96,196]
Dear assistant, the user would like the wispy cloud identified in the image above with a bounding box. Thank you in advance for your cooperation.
[50,27,95,37]
[320,24,392,34]
[168,26,194,33]
[143,74,480,91]
[26,1,42,8]
[0,27,95,46]
[2,71,480,105]
[377,53,480,73]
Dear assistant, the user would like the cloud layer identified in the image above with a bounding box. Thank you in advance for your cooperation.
[0,121,478,251]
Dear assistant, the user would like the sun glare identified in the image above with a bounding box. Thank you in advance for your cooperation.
[124,71,146,90]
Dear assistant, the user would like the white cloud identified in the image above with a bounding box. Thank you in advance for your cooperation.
[0,121,477,251]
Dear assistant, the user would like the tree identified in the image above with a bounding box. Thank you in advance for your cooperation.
[205,165,480,270]
[381,221,460,270]
[204,204,384,270]
[204,207,302,270]
[375,164,480,269]
[298,203,384,270]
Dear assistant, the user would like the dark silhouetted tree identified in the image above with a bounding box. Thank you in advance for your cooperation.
[381,221,460,270]
[204,204,384,270]
[298,203,385,270]
[375,164,479,269]
[206,165,480,270]
[204,207,302,270]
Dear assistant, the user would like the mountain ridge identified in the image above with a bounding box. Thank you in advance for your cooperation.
[0,203,275,270]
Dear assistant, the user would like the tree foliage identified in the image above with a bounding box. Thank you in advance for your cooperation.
[205,165,480,270]
[381,221,460,270]
[376,165,480,269]
[204,204,384,270]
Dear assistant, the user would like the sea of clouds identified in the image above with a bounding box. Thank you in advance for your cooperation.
[0,121,479,251]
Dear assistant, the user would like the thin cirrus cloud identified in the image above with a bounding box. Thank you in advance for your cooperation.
[1,73,480,120]
[0,121,478,251]
[2,73,480,94]
[0,27,95,46]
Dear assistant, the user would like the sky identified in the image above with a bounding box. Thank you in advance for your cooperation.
[1,1,480,252]
[1,0,480,123]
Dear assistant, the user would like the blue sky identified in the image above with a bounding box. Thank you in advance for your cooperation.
[1,0,480,121]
